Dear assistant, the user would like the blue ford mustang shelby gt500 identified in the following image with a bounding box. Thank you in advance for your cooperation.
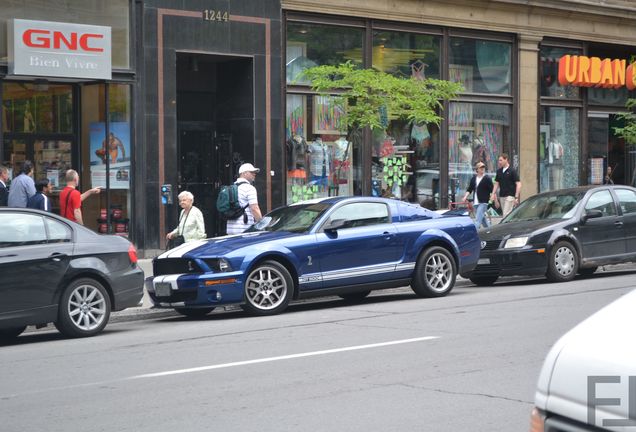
[147,197,480,317]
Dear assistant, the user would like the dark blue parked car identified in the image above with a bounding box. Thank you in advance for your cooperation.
[147,197,480,317]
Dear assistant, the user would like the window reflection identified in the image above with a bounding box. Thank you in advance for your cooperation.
[372,30,440,79]
[450,38,511,95]
[540,46,581,99]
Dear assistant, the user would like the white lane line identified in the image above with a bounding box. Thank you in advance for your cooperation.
[130,336,439,380]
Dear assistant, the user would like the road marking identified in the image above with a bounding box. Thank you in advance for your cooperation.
[130,336,439,380]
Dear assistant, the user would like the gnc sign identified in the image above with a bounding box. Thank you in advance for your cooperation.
[8,19,111,80]
[558,55,636,90]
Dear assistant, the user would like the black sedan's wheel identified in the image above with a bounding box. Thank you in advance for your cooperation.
[0,326,27,342]
[578,266,598,276]
[411,246,457,297]
[174,307,215,318]
[55,278,111,338]
[241,261,293,316]
[546,241,579,282]
[339,290,371,302]
[469,275,499,286]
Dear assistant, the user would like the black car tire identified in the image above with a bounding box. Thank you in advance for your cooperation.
[55,278,111,338]
[469,275,499,286]
[0,326,27,341]
[339,290,371,302]
[411,246,457,298]
[578,266,598,276]
[546,241,579,282]
[241,260,293,316]
[174,307,215,318]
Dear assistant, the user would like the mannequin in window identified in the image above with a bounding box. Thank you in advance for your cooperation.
[286,134,307,179]
[333,135,350,195]
[471,134,492,173]
[411,123,432,162]
[547,137,564,190]
[308,137,331,187]
[459,134,473,165]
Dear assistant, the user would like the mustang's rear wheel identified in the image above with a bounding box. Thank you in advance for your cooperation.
[0,326,27,342]
[175,307,215,318]
[55,278,111,338]
[339,290,371,302]
[241,261,293,316]
[469,275,499,286]
[546,241,579,282]
[411,246,457,297]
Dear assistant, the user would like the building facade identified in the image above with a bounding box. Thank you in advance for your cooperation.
[1,1,636,255]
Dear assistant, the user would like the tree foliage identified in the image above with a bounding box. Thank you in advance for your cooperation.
[615,98,636,146]
[301,61,463,132]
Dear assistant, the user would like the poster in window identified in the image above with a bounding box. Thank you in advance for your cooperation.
[312,95,346,135]
[89,122,131,189]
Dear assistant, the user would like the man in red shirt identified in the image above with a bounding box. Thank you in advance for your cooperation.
[60,169,101,225]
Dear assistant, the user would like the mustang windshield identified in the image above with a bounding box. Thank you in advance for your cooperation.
[503,192,584,223]
[246,203,331,233]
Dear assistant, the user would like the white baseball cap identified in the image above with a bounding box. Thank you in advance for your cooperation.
[238,163,260,174]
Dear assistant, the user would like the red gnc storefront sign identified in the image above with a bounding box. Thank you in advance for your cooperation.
[558,55,636,90]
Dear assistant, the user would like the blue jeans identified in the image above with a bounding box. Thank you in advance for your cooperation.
[474,203,489,229]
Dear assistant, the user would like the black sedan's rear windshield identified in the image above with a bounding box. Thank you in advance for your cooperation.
[246,203,331,233]
[503,192,584,222]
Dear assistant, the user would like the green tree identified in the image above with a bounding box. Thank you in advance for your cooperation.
[615,98,636,146]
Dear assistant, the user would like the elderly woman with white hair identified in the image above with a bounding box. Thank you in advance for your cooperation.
[166,191,206,246]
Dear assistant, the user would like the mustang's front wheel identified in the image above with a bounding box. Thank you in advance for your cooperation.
[241,261,293,316]
[411,246,457,297]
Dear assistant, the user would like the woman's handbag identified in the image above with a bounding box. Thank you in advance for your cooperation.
[166,210,189,249]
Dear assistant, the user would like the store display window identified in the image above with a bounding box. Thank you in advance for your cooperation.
[540,46,581,99]
[448,102,511,201]
[539,107,580,192]
[372,30,440,79]
[449,38,511,95]
[286,22,363,85]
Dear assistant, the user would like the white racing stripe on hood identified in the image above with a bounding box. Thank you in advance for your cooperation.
[158,240,208,259]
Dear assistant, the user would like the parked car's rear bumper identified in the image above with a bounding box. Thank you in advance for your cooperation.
[110,266,145,311]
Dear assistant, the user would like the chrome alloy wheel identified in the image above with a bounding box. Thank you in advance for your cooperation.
[67,284,107,331]
[553,246,575,277]
[245,265,288,311]
[424,252,453,293]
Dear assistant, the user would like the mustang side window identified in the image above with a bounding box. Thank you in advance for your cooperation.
[45,217,72,243]
[584,190,616,216]
[0,213,47,247]
[327,203,390,229]
[615,189,636,215]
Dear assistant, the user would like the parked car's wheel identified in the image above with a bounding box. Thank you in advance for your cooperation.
[174,307,215,318]
[55,278,111,338]
[469,275,499,286]
[411,246,457,297]
[0,326,27,342]
[241,260,293,316]
[546,241,579,282]
[339,290,371,302]
[578,266,598,276]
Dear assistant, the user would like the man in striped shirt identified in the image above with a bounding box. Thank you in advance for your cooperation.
[226,163,263,234]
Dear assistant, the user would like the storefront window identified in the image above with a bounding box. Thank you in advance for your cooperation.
[448,102,511,201]
[539,107,580,192]
[372,31,440,79]
[285,93,361,203]
[286,22,363,85]
[540,46,581,99]
[0,0,130,68]
[81,84,132,235]
[449,38,511,95]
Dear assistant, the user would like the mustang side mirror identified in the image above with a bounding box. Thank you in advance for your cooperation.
[324,218,347,234]
[581,209,603,223]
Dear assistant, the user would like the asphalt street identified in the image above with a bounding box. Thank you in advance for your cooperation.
[1,268,635,432]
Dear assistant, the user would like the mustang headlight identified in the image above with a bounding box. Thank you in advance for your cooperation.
[204,258,232,272]
[218,259,231,272]
[503,236,529,249]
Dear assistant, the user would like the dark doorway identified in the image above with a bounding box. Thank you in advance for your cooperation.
[176,53,254,236]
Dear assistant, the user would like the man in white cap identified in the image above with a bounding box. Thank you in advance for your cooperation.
[226,163,263,234]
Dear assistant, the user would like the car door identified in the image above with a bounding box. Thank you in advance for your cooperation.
[0,212,72,317]
[613,188,636,257]
[315,202,400,288]
[577,189,625,260]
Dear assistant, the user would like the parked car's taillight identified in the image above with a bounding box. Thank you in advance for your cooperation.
[128,244,138,264]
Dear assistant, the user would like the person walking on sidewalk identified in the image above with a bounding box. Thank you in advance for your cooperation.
[226,163,263,234]
[462,161,494,229]
[7,160,36,208]
[491,153,521,218]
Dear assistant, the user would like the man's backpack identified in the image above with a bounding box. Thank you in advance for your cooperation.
[216,184,248,220]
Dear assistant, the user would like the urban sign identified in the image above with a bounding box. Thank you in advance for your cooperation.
[8,19,111,80]
[558,55,636,90]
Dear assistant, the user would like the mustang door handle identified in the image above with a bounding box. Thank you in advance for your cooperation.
[49,252,67,262]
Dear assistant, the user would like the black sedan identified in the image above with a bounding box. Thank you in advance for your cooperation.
[0,208,144,340]
[469,185,636,285]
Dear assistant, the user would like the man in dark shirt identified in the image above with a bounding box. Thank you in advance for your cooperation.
[491,153,521,217]
[27,179,53,212]
[0,165,8,206]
